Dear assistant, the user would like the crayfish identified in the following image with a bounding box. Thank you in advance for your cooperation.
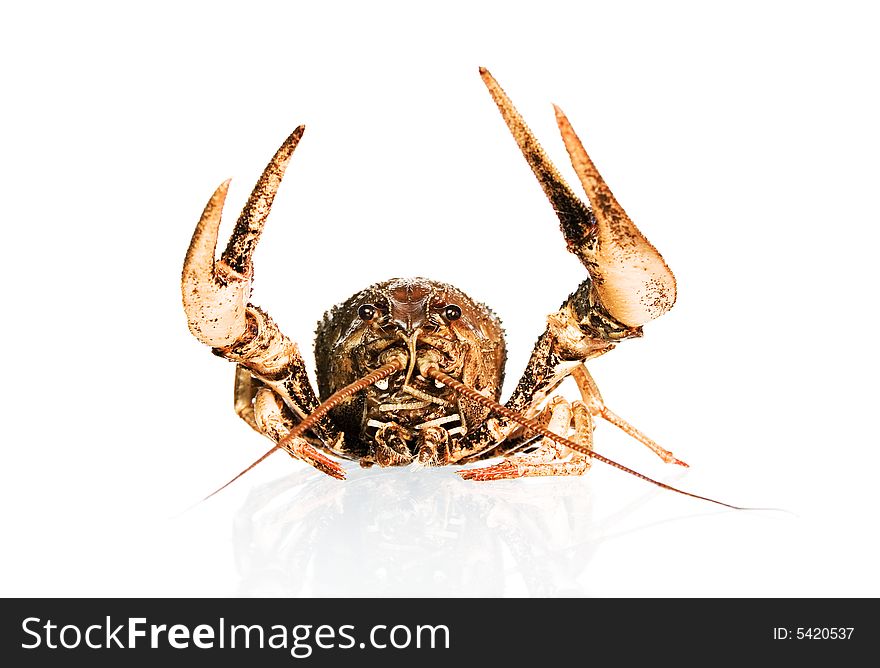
[182,68,738,508]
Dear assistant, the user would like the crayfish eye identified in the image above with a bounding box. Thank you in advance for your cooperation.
[444,304,462,321]
[357,304,377,321]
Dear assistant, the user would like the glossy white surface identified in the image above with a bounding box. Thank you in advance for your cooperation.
[2,1,878,597]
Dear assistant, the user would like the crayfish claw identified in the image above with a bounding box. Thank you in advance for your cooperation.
[182,178,251,347]
[480,68,676,329]
[181,126,306,349]
[220,125,305,274]
[553,106,676,327]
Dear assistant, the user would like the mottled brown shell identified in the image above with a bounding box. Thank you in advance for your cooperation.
[314,278,506,462]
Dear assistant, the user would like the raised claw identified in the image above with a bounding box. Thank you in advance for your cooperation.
[182,179,248,347]
[479,68,675,328]
[181,126,305,348]
[554,107,676,326]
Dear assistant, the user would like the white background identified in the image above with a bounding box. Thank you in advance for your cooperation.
[2,1,878,597]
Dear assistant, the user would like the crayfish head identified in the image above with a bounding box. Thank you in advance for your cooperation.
[314,278,506,464]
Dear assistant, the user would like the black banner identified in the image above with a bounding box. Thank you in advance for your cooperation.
[0,598,870,665]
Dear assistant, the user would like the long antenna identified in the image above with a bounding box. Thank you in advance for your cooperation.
[204,358,760,511]
[424,365,746,510]
[203,359,404,500]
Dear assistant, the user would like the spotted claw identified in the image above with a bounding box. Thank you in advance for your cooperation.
[181,126,305,348]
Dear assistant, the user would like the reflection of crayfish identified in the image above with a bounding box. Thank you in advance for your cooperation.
[183,67,737,507]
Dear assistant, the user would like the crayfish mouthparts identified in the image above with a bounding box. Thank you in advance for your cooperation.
[373,344,452,390]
